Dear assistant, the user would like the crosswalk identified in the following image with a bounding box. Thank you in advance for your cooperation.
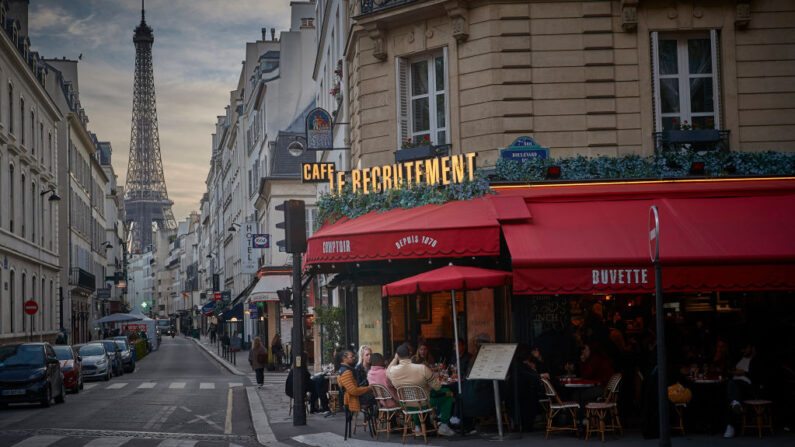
[81,381,246,391]
[5,434,254,447]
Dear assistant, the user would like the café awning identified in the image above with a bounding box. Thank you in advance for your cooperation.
[201,301,215,316]
[305,197,500,265]
[499,178,795,294]
[248,274,292,302]
[382,265,512,296]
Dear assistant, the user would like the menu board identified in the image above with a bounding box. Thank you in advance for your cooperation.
[466,343,518,381]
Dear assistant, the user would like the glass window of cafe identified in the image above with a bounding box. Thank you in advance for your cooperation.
[382,287,510,363]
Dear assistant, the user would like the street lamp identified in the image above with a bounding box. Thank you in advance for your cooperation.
[228,223,241,233]
[40,188,61,201]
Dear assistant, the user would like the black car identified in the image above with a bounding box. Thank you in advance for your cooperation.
[0,343,66,407]
[108,337,135,373]
[98,340,124,377]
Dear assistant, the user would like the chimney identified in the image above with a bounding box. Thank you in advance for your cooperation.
[7,0,30,38]
[271,28,276,41]
[261,27,267,41]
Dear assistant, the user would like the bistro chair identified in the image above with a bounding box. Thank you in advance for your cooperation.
[288,392,311,416]
[372,384,403,440]
[672,403,687,436]
[327,375,340,414]
[741,399,774,439]
[584,374,622,441]
[396,385,438,444]
[540,377,580,439]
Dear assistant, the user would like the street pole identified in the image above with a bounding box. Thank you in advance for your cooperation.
[650,206,670,447]
[292,252,305,425]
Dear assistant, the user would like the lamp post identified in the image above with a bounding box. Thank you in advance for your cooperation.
[40,188,61,342]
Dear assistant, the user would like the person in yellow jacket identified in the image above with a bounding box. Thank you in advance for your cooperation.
[338,349,372,413]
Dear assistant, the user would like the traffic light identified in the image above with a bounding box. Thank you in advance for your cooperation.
[275,200,306,253]
[277,288,292,308]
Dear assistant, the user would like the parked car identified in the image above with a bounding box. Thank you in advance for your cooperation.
[97,341,124,377]
[76,343,111,381]
[108,337,135,373]
[0,343,66,407]
[53,345,83,393]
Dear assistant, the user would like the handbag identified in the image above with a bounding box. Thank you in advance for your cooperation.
[667,382,692,404]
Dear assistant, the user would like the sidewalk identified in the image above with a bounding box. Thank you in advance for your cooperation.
[192,335,794,446]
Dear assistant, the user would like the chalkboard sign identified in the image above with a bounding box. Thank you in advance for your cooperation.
[467,343,518,381]
[531,295,569,333]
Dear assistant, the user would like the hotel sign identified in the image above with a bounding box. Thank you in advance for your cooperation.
[325,152,477,195]
[305,108,333,150]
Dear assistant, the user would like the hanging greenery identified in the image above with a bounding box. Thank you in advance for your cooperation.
[315,151,794,224]
[495,151,795,182]
[316,174,494,226]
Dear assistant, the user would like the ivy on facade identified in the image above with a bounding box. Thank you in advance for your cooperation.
[316,151,795,225]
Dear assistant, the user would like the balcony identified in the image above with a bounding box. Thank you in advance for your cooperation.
[70,267,96,293]
[360,0,418,15]
[653,130,730,155]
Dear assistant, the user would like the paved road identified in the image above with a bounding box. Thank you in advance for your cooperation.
[0,336,259,447]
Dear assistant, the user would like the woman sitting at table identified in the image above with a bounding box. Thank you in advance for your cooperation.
[412,343,435,367]
[367,353,399,408]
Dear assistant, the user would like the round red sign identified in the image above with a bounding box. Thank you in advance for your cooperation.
[24,300,38,315]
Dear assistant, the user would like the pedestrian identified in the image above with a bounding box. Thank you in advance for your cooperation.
[249,337,268,388]
[209,323,217,344]
[271,334,283,370]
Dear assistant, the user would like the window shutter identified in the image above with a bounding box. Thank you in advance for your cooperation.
[442,46,450,144]
[710,29,722,130]
[396,57,409,148]
[650,32,661,132]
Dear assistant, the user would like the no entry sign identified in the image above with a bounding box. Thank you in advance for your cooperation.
[24,300,38,315]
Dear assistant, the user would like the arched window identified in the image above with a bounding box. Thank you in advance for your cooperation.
[9,271,15,333]
[21,272,26,332]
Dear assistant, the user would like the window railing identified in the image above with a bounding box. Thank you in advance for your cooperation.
[653,130,730,155]
[360,0,418,15]
[70,267,96,292]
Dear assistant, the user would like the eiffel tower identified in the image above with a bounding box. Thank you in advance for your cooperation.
[124,1,176,253]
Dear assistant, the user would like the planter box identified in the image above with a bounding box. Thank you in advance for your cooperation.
[395,144,450,163]
[664,130,721,143]
[653,130,730,154]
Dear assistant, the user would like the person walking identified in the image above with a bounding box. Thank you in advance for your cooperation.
[271,334,284,370]
[249,337,268,388]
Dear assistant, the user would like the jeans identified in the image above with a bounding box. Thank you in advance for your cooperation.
[255,368,264,385]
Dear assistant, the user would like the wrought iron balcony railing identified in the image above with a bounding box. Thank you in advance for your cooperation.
[653,130,730,155]
[70,267,96,292]
[360,0,418,15]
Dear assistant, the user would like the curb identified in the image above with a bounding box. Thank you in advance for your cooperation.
[189,337,247,376]
[247,386,287,446]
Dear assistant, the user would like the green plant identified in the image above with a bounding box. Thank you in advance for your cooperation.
[314,305,344,364]
[401,135,432,149]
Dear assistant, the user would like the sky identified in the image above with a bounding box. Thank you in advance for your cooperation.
[28,0,291,221]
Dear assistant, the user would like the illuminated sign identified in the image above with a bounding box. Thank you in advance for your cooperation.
[328,152,477,195]
[302,162,336,183]
[305,108,333,150]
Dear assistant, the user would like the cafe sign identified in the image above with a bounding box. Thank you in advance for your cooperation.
[327,152,478,195]
[302,162,336,183]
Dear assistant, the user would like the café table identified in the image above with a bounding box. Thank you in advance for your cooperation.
[685,376,727,434]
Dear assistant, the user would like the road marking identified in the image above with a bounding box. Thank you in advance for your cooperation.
[143,405,173,430]
[106,382,127,389]
[293,432,393,446]
[228,382,243,388]
[225,388,233,434]
[150,405,178,432]
[156,440,198,447]
[187,412,224,432]
[168,382,186,389]
[180,405,192,413]
[9,435,63,447]
[83,437,129,447]
[138,382,156,388]
[200,382,215,389]
[83,383,98,390]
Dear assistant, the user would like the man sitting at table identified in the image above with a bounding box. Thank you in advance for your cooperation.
[388,343,456,436]
[579,343,615,402]
[723,342,761,438]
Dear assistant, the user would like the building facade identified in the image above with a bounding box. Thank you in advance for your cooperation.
[0,0,62,344]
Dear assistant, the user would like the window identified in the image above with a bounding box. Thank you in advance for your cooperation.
[48,131,52,169]
[39,123,44,161]
[20,98,24,145]
[20,173,25,237]
[8,164,14,232]
[21,273,25,332]
[397,49,449,147]
[7,84,12,133]
[9,272,14,332]
[30,111,35,155]
[652,31,721,131]
[31,182,35,242]
[31,275,36,331]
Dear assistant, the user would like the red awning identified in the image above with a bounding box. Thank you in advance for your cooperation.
[305,197,500,264]
[382,265,512,296]
[498,178,795,294]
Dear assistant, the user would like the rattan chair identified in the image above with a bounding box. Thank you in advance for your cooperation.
[672,403,686,435]
[327,374,340,414]
[372,384,403,440]
[396,385,438,444]
[742,399,774,439]
[288,391,311,416]
[540,377,580,439]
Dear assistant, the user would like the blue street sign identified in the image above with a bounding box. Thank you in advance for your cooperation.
[501,136,549,160]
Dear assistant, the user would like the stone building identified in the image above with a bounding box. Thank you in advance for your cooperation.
[346,0,795,169]
[0,0,62,344]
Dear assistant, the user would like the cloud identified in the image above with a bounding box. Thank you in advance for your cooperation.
[28,0,292,221]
